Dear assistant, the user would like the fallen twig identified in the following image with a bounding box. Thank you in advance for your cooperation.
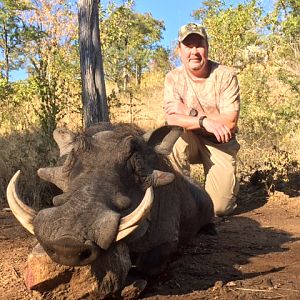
[274,288,300,293]
[234,288,274,292]
[234,287,299,293]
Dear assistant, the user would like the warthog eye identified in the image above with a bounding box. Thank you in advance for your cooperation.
[79,249,91,260]
[130,152,153,183]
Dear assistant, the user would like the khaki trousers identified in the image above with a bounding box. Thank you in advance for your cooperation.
[169,130,240,216]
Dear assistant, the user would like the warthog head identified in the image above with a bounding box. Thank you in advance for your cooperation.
[7,123,183,266]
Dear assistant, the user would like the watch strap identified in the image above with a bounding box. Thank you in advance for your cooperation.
[199,115,207,128]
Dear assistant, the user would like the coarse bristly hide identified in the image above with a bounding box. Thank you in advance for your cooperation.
[7,122,214,297]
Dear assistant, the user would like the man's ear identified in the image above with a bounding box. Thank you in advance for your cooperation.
[143,125,183,155]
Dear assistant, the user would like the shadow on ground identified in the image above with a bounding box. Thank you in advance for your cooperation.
[141,214,297,297]
[234,169,300,215]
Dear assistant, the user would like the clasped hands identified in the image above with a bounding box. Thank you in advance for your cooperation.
[164,100,232,143]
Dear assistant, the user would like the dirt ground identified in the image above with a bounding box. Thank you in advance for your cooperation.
[0,177,300,300]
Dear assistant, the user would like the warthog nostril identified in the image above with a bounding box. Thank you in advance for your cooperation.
[38,237,100,266]
[45,246,55,256]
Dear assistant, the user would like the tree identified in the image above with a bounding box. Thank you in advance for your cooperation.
[21,0,80,134]
[0,0,30,82]
[100,0,165,90]
[266,0,300,95]
[148,46,172,74]
[78,0,109,127]
[19,0,108,130]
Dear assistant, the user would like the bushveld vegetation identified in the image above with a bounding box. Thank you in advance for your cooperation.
[0,0,299,207]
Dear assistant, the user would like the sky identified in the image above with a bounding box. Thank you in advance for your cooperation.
[103,0,275,48]
[101,0,218,49]
[11,0,275,81]
[126,0,202,48]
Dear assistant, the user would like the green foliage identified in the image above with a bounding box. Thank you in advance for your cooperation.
[247,146,298,195]
[239,64,299,141]
[0,0,299,204]
[188,0,300,194]
[100,0,165,90]
[0,0,32,81]
[20,0,81,136]
[149,46,172,74]
[0,76,12,100]
[237,63,300,194]
[193,0,263,67]
[239,65,271,138]
[265,1,300,98]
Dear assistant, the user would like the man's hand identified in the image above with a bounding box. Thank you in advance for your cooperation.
[164,100,189,116]
[202,118,232,143]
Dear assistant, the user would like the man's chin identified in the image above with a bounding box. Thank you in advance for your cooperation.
[190,64,203,71]
[191,66,202,71]
[187,60,203,70]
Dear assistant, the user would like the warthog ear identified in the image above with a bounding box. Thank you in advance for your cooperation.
[144,125,183,155]
[151,170,175,186]
[38,166,68,192]
[53,128,77,157]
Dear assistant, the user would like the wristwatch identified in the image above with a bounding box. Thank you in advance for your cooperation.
[199,115,207,128]
[189,108,198,117]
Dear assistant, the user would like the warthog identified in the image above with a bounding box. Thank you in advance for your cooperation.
[7,123,214,295]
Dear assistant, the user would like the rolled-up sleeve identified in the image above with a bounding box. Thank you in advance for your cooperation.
[163,71,182,108]
[219,74,240,113]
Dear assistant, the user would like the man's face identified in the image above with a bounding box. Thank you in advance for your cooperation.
[179,33,208,75]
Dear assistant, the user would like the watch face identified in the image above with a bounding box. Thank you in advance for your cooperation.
[189,108,198,117]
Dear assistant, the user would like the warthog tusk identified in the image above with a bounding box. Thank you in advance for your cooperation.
[116,186,154,241]
[115,225,139,241]
[7,171,154,242]
[6,170,37,235]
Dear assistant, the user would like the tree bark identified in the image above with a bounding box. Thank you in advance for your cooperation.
[78,0,109,128]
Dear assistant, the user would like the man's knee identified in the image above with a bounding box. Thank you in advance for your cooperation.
[206,175,239,217]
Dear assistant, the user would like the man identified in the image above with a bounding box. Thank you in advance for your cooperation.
[164,23,240,216]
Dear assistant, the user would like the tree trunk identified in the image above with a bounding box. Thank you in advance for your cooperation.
[78,0,109,128]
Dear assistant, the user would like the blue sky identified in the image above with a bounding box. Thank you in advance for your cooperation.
[102,0,275,49]
[11,0,274,81]
[102,0,213,48]
[133,0,202,48]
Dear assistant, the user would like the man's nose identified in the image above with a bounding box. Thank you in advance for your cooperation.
[191,46,197,54]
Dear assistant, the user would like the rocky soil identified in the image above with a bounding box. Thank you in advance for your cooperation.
[0,178,300,300]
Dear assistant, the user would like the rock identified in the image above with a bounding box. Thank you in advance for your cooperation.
[214,280,224,288]
[24,242,131,299]
[212,280,224,292]
[121,279,147,299]
[226,281,237,287]
[24,243,71,291]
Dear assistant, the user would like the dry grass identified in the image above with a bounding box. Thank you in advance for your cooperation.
[109,72,166,130]
[0,128,59,209]
[0,69,299,207]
